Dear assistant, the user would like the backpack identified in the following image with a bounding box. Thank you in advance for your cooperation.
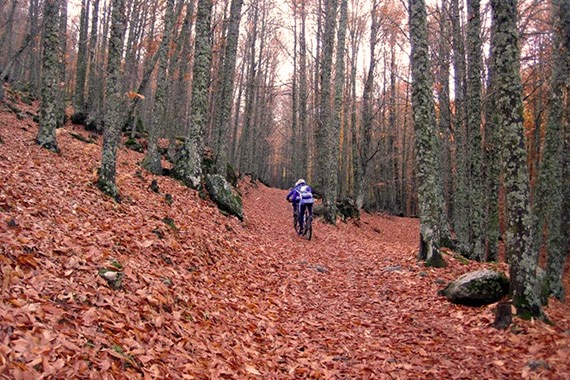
[297,185,314,204]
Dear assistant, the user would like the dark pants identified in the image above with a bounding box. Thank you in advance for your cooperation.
[299,203,313,231]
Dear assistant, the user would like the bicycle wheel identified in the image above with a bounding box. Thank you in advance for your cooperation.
[305,213,312,240]
[294,211,301,235]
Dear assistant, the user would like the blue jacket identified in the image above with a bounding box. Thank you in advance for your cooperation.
[286,183,314,204]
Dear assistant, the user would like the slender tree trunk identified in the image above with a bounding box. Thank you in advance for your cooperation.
[466,0,484,260]
[355,0,379,210]
[213,0,244,174]
[172,0,213,188]
[331,0,348,207]
[57,0,68,128]
[451,0,467,243]
[483,19,501,262]
[409,0,446,267]
[298,0,309,178]
[36,0,60,152]
[73,0,89,119]
[534,0,570,300]
[491,0,541,317]
[86,0,102,132]
[316,0,338,223]
[436,1,452,223]
[98,0,127,198]
[142,0,176,175]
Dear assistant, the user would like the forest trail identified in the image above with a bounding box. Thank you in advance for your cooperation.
[0,100,569,379]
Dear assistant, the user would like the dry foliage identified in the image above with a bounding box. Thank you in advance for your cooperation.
[0,99,568,379]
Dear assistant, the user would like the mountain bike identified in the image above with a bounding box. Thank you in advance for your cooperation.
[294,206,312,240]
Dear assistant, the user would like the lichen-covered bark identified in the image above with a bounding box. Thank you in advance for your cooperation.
[535,0,570,300]
[466,0,484,260]
[450,0,468,244]
[73,0,89,118]
[436,0,452,226]
[36,0,60,153]
[316,0,338,224]
[409,0,446,265]
[491,0,541,317]
[98,0,126,199]
[85,0,101,131]
[213,0,244,175]
[172,0,212,189]
[142,0,176,176]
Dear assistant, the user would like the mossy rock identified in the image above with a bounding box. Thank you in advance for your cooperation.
[336,197,359,221]
[439,269,509,306]
[205,174,243,221]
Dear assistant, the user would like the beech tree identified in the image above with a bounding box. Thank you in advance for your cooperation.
[142,0,176,175]
[465,0,484,261]
[409,0,447,267]
[491,0,541,317]
[213,0,244,174]
[98,0,127,198]
[533,0,570,299]
[36,0,61,153]
[172,0,213,188]
[316,0,338,223]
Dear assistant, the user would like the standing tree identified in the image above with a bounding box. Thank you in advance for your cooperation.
[316,0,338,223]
[353,0,379,211]
[491,0,541,317]
[409,0,446,267]
[483,16,501,262]
[73,0,89,122]
[98,0,127,198]
[450,0,467,243]
[172,0,213,188]
[533,0,570,300]
[142,0,176,175]
[213,0,244,174]
[465,0,484,260]
[36,0,61,153]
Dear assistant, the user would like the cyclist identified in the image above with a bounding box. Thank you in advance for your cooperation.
[286,179,314,235]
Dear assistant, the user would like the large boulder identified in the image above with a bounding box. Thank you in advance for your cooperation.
[439,269,509,306]
[205,174,243,221]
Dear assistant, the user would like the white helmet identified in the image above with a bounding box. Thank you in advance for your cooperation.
[295,179,305,186]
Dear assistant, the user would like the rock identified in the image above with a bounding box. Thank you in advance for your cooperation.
[315,264,329,273]
[526,359,550,371]
[439,269,509,306]
[336,197,359,221]
[205,174,244,221]
[150,179,160,193]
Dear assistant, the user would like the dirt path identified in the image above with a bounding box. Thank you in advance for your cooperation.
[238,181,569,379]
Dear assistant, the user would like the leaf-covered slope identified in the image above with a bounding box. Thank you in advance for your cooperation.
[0,102,569,379]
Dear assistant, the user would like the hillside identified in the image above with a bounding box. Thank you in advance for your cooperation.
[0,97,569,379]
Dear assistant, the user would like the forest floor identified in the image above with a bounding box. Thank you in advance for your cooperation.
[0,93,569,379]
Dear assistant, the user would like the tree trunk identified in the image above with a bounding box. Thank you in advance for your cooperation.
[535,0,570,300]
[354,0,379,211]
[466,0,484,260]
[451,0,468,243]
[73,0,89,119]
[491,0,541,317]
[86,0,103,132]
[98,0,127,199]
[36,0,60,153]
[316,0,338,224]
[142,0,176,175]
[409,0,446,267]
[213,0,244,174]
[172,0,213,189]
[483,19,501,262]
